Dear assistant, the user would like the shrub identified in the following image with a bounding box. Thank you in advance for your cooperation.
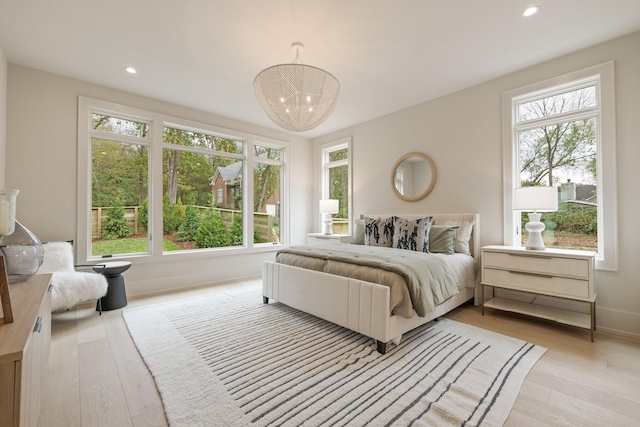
[553,206,597,235]
[139,197,148,231]
[177,204,202,242]
[102,204,133,240]
[163,193,183,234]
[230,213,243,246]
[194,208,230,248]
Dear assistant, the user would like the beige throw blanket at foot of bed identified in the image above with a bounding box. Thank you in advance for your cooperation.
[276,244,461,318]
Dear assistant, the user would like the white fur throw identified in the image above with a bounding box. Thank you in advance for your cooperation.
[38,241,75,273]
[38,241,108,312]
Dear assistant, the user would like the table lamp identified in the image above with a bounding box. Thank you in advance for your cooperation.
[319,199,339,235]
[513,186,558,250]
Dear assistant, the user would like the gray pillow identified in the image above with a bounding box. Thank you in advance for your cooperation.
[428,225,459,254]
[351,219,365,245]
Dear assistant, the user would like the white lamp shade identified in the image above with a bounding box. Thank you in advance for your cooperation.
[319,199,339,214]
[513,186,558,212]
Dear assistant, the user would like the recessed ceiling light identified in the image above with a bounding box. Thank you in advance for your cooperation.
[523,6,539,17]
[125,67,137,74]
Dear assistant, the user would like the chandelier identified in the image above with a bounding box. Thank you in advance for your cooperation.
[254,42,340,132]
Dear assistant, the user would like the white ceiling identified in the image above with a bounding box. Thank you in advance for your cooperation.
[1,0,640,138]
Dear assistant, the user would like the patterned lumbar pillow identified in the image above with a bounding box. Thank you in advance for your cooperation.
[364,216,396,247]
[392,216,434,252]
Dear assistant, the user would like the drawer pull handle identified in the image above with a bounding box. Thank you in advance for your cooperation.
[508,253,553,260]
[509,270,553,279]
[33,316,43,333]
[48,284,53,292]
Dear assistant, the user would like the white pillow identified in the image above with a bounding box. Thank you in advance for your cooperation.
[442,220,474,255]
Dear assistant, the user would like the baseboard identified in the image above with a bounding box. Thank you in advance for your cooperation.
[595,306,640,339]
[126,262,264,295]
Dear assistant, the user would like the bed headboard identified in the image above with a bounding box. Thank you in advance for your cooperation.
[360,213,481,258]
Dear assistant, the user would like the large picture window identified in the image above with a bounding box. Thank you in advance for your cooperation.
[78,98,288,261]
[502,62,617,270]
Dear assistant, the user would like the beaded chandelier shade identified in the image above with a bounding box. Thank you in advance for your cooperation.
[254,43,340,132]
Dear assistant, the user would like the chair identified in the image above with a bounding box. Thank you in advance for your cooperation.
[37,241,108,314]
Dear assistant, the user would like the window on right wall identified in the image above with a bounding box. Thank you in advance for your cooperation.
[502,62,618,271]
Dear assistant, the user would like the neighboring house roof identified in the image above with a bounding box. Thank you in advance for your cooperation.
[566,184,597,206]
[210,161,242,185]
[576,185,596,201]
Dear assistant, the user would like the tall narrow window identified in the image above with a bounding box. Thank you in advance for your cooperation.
[320,138,352,234]
[503,62,617,270]
[90,113,150,256]
[253,143,284,244]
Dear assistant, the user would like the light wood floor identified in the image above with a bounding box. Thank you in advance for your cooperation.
[39,277,640,426]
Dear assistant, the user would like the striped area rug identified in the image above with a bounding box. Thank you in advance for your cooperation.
[123,285,546,426]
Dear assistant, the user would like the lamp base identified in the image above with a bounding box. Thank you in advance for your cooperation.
[524,212,546,250]
[322,215,334,235]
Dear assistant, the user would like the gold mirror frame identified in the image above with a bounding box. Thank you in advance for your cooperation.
[391,152,437,202]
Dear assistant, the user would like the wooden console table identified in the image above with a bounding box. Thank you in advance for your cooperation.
[0,274,52,427]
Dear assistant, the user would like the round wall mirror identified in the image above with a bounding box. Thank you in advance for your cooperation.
[391,152,437,201]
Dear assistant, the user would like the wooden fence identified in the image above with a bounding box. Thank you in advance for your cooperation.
[332,219,348,235]
[91,206,279,243]
[92,207,349,242]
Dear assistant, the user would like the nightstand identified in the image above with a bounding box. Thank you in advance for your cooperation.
[481,245,596,341]
[306,233,353,245]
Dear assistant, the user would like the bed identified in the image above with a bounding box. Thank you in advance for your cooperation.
[262,213,480,354]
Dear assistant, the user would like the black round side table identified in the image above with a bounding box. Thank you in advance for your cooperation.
[94,261,131,311]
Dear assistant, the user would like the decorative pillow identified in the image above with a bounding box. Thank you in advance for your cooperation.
[364,216,396,247]
[392,216,433,252]
[351,219,365,245]
[428,225,458,254]
[442,220,474,255]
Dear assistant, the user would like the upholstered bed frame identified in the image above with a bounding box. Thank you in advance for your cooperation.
[262,213,481,354]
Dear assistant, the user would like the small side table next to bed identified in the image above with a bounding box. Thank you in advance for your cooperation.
[481,245,596,341]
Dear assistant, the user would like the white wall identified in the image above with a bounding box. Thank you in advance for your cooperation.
[0,46,6,188]
[314,31,640,337]
[6,64,313,295]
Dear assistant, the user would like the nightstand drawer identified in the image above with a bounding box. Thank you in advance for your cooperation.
[484,267,590,299]
[483,251,590,279]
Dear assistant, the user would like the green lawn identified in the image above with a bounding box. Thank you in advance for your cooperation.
[92,237,180,256]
